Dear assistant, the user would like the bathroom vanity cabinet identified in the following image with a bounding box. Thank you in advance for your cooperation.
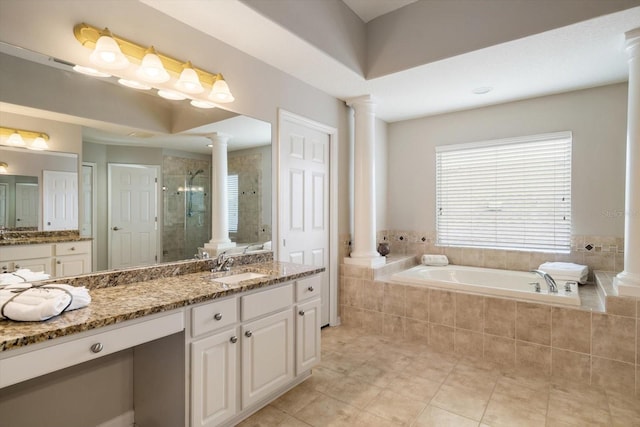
[0,240,91,277]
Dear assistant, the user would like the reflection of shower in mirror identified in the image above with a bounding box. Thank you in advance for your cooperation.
[187,169,205,217]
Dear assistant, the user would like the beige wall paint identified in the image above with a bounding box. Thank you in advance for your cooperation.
[375,117,388,231]
[387,83,628,238]
[0,111,82,156]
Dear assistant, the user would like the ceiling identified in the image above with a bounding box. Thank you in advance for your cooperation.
[142,1,640,123]
[342,0,418,23]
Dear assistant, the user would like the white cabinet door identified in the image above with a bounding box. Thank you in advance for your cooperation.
[241,309,294,409]
[54,254,90,277]
[12,258,53,275]
[191,327,238,427]
[296,298,321,375]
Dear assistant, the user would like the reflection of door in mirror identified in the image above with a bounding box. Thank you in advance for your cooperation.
[108,164,159,269]
[15,182,38,228]
[43,170,78,230]
[0,183,7,227]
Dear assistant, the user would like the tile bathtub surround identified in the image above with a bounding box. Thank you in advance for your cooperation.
[378,230,625,281]
[241,326,640,427]
[339,261,640,396]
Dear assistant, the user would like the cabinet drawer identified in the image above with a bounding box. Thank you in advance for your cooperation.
[295,275,321,302]
[191,297,238,338]
[241,284,293,321]
[55,241,90,256]
[0,311,184,388]
[0,244,52,260]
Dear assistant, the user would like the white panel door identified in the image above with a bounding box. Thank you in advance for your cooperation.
[108,164,158,269]
[15,182,38,228]
[280,118,330,326]
[43,170,78,230]
[0,183,7,227]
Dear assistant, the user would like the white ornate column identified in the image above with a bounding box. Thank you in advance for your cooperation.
[345,95,385,267]
[616,28,640,297]
[205,132,236,254]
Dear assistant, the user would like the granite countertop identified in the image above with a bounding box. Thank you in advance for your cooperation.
[0,230,91,246]
[0,261,324,352]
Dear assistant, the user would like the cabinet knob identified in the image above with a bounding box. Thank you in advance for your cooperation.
[90,343,103,353]
[230,336,238,344]
[299,310,305,316]
[213,313,222,321]
[14,264,20,269]
[57,261,61,264]
[112,226,121,231]
[70,247,75,251]
[307,286,314,292]
[245,330,253,338]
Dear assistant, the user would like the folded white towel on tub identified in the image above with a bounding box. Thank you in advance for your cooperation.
[422,254,449,266]
[539,262,588,284]
[0,283,91,322]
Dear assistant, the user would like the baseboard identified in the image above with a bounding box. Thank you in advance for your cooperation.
[95,410,135,427]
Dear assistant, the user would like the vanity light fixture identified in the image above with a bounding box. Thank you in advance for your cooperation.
[118,78,152,90]
[74,23,235,104]
[0,127,50,151]
[0,162,8,174]
[73,65,111,78]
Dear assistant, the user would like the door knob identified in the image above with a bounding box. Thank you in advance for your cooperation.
[112,226,121,231]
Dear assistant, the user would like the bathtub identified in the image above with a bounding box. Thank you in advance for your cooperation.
[390,265,581,306]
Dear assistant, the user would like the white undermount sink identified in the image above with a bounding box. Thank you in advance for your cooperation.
[214,272,267,285]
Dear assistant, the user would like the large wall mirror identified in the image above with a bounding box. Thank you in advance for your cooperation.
[0,42,273,274]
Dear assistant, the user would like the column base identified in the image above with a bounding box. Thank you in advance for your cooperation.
[614,271,640,297]
[204,241,236,253]
[344,255,386,268]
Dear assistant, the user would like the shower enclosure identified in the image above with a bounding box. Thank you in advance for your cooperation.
[162,156,211,262]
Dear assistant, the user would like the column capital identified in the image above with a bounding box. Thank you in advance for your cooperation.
[626,27,640,58]
[206,132,231,146]
[346,95,377,110]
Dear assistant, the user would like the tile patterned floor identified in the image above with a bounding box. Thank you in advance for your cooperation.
[239,326,640,427]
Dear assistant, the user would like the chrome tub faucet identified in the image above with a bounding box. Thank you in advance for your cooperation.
[530,270,558,293]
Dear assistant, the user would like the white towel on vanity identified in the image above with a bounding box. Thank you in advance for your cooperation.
[422,254,449,266]
[0,269,51,285]
[539,262,588,284]
[0,283,91,322]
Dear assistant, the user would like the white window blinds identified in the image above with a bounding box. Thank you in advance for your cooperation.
[228,174,239,233]
[436,132,572,253]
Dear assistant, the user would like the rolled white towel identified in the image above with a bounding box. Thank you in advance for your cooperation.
[0,269,50,285]
[263,241,272,251]
[0,283,91,321]
[539,262,588,284]
[422,254,449,266]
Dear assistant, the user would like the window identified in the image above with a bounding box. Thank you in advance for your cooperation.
[228,174,239,233]
[436,132,572,253]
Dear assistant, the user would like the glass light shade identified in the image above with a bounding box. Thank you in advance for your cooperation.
[136,50,170,83]
[28,136,49,151]
[208,78,235,103]
[118,79,152,90]
[0,162,8,174]
[175,66,204,94]
[89,35,129,70]
[73,65,111,78]
[7,132,26,146]
[190,99,217,109]
[157,90,187,100]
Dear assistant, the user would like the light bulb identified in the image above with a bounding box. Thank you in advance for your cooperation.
[136,47,170,83]
[176,62,204,94]
[89,31,129,70]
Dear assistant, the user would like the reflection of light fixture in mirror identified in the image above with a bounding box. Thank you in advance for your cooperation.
[118,78,151,90]
[74,23,235,104]
[28,135,50,151]
[137,46,170,83]
[190,99,217,109]
[0,162,8,174]
[176,62,204,94]
[89,28,129,69]
[208,74,235,103]
[0,127,50,150]
[73,65,111,77]
[7,131,26,147]
[157,89,187,100]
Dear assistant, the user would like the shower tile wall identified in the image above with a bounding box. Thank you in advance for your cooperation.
[162,156,211,262]
[228,152,263,244]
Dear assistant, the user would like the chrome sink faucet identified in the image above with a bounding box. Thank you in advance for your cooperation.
[530,270,558,293]
[213,251,234,272]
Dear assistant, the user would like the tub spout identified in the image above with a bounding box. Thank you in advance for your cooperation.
[530,270,558,293]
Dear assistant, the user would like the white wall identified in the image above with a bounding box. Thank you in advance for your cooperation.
[387,83,628,237]
[375,117,388,231]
